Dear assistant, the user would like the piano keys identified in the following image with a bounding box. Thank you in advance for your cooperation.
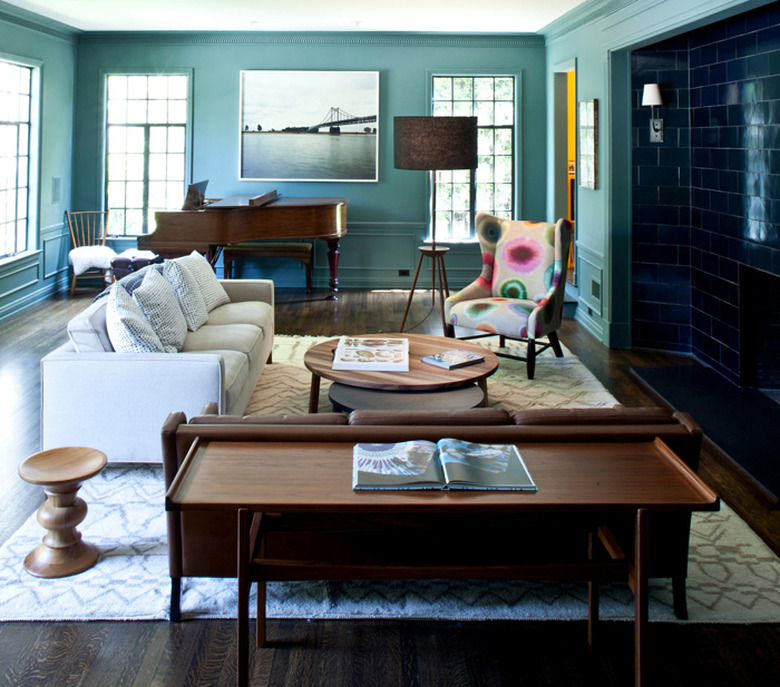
[138,195,347,300]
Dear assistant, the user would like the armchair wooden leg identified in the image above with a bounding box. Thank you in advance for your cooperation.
[549,330,564,357]
[527,339,536,379]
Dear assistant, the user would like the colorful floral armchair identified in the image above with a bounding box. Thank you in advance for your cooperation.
[444,213,573,379]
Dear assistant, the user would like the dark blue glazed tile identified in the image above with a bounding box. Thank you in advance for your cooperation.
[747,53,770,78]
[762,75,780,101]
[727,58,747,81]
[718,40,737,62]
[748,242,774,271]
[710,148,729,170]
[665,304,690,324]
[757,28,780,55]
[659,186,690,206]
[736,33,758,58]
[709,62,728,83]
[658,264,691,285]
[632,224,659,243]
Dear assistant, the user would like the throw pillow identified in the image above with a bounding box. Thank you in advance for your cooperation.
[105,282,164,353]
[163,259,209,331]
[175,250,230,312]
[133,267,188,353]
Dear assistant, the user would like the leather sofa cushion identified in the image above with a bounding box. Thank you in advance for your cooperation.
[511,405,673,425]
[189,412,348,425]
[348,408,512,425]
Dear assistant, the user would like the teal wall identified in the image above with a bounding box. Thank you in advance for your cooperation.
[2,0,774,333]
[0,5,76,319]
[72,33,547,292]
[544,0,775,347]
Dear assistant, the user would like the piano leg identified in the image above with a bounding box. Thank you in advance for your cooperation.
[325,238,341,301]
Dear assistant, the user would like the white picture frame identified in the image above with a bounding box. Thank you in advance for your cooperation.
[239,70,379,182]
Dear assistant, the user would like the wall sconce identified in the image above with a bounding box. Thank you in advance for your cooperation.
[642,83,664,143]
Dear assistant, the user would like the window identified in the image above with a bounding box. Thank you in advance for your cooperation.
[432,75,515,241]
[105,74,188,236]
[0,59,34,259]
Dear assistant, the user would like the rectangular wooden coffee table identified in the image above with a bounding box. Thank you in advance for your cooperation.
[166,438,718,687]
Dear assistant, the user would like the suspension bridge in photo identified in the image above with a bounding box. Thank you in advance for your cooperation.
[306,107,377,133]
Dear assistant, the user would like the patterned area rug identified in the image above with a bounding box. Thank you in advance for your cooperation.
[245,335,618,415]
[2,336,779,623]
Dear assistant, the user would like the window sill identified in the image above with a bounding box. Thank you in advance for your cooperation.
[0,249,42,268]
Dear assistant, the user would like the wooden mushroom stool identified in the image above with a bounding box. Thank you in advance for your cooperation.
[18,446,107,578]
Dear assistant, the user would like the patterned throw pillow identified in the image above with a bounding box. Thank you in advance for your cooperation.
[175,250,230,312]
[133,268,188,353]
[163,260,209,331]
[105,282,164,353]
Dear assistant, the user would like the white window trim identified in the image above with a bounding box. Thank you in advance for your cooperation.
[426,69,522,243]
[98,68,194,238]
[0,51,41,259]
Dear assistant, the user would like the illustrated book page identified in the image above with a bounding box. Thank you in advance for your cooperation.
[332,336,409,371]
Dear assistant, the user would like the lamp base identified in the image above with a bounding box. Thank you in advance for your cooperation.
[399,245,450,333]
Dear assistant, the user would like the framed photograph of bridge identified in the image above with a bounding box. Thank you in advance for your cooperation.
[239,70,379,182]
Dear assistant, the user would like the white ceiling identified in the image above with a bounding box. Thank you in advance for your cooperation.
[2,0,587,33]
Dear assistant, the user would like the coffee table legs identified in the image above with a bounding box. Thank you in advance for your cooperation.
[308,372,321,413]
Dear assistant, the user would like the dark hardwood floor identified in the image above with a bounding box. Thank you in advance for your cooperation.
[1,286,779,686]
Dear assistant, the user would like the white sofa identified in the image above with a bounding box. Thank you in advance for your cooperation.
[41,276,274,463]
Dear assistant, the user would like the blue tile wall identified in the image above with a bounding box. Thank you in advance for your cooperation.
[632,2,780,384]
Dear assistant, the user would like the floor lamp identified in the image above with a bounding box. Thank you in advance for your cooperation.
[394,116,478,333]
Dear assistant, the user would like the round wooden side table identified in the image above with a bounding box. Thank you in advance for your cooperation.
[18,446,107,578]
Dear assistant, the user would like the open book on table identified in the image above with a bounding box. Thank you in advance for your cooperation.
[353,438,537,491]
[332,336,409,372]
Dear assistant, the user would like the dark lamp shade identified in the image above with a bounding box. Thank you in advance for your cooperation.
[393,116,478,171]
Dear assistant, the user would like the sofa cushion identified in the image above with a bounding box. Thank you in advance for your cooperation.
[206,300,274,334]
[348,408,513,425]
[180,349,249,412]
[175,250,231,312]
[67,298,114,352]
[105,282,165,353]
[189,413,348,425]
[181,323,265,362]
[133,268,187,353]
[511,405,673,426]
[164,260,209,331]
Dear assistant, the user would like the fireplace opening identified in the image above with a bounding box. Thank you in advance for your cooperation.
[740,264,780,400]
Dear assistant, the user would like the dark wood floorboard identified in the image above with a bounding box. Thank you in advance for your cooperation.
[1,286,779,686]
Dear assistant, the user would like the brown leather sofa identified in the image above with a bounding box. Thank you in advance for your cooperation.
[161,404,703,621]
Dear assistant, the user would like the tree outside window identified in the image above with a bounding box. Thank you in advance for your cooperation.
[432,75,514,241]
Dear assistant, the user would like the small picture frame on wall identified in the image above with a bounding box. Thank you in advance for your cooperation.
[239,70,379,182]
[578,99,598,190]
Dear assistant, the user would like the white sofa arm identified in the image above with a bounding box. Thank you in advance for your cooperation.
[41,343,228,463]
[219,278,274,306]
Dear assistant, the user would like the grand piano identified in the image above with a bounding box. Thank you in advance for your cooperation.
[138,194,348,300]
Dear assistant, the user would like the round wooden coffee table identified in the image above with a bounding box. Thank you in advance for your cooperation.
[18,446,107,578]
[303,333,499,412]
